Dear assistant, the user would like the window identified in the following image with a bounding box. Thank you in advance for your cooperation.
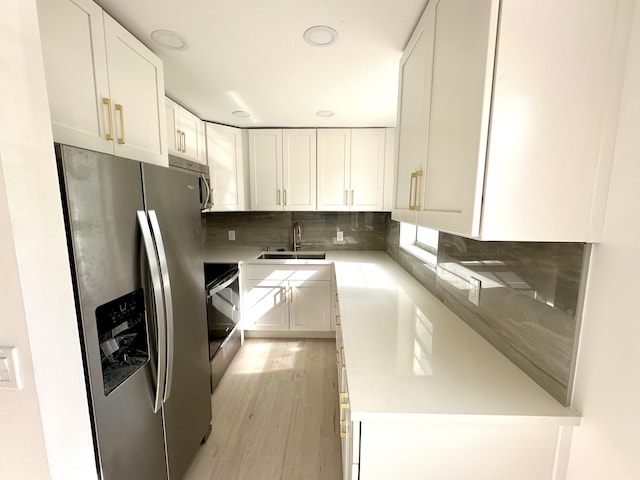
[399,223,439,266]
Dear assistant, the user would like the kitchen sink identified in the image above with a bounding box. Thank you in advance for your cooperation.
[256,251,326,260]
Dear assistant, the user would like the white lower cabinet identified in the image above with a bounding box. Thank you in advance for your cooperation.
[336,327,359,480]
[244,264,331,333]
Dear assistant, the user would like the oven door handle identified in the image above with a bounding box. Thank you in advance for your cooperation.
[207,270,240,298]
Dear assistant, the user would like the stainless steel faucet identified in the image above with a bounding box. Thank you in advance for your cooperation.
[292,222,302,251]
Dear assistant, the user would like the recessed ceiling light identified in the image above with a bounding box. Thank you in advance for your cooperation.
[316,110,335,117]
[232,111,251,118]
[151,29,188,50]
[304,26,338,47]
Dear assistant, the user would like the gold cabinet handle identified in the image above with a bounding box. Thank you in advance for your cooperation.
[277,189,281,205]
[351,190,354,206]
[176,129,182,152]
[344,190,348,206]
[409,172,416,210]
[102,98,114,141]
[181,131,186,153]
[289,286,293,303]
[284,189,287,206]
[115,104,125,144]
[339,395,350,438]
[336,314,341,326]
[414,169,423,210]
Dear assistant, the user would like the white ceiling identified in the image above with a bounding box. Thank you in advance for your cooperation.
[95,0,427,128]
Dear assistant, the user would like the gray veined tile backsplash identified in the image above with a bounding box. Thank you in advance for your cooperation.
[203,211,388,251]
[386,220,588,406]
[203,211,587,405]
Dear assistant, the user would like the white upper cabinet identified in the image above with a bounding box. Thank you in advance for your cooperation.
[37,0,167,166]
[205,123,248,211]
[166,97,206,164]
[249,129,316,211]
[317,129,351,211]
[393,5,436,223]
[393,0,628,241]
[317,128,386,211]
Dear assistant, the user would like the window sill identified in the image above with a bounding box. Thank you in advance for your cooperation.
[400,243,437,268]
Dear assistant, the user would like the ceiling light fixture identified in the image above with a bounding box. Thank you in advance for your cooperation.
[316,110,335,117]
[151,29,188,50]
[304,26,338,47]
[232,111,251,118]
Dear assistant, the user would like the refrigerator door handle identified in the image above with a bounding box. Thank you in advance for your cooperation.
[201,174,211,209]
[148,210,175,404]
[137,210,167,414]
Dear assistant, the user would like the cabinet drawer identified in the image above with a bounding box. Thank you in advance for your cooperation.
[245,263,330,281]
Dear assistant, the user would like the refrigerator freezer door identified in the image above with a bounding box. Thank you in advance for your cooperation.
[57,145,168,480]
[141,164,212,480]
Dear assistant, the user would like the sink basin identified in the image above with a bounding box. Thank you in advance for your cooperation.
[256,251,326,260]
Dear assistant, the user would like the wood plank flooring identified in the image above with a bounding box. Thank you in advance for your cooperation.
[184,339,342,480]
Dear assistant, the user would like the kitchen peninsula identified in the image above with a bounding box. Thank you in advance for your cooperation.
[204,247,580,479]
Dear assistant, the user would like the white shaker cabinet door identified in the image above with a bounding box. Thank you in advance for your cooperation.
[350,129,385,211]
[244,280,289,331]
[165,97,179,153]
[178,107,206,164]
[282,129,317,211]
[206,123,246,211]
[418,0,498,236]
[317,129,351,211]
[392,3,436,223]
[37,0,111,154]
[289,281,330,332]
[103,13,167,166]
[249,129,283,210]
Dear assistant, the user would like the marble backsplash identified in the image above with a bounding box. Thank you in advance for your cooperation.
[386,220,588,405]
[202,211,388,251]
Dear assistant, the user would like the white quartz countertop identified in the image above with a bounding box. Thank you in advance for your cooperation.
[326,250,580,425]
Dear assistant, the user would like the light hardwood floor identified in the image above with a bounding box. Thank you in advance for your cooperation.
[184,339,342,480]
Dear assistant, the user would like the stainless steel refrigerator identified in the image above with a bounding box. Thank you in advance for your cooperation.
[56,144,211,480]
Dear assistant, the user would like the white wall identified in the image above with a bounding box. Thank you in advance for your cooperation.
[567,1,640,478]
[0,0,97,478]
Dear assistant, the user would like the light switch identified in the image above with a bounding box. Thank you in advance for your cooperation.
[0,346,21,389]
[228,230,236,241]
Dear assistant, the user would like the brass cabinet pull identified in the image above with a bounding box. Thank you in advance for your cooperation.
[277,189,281,205]
[336,315,341,326]
[289,286,293,303]
[176,129,181,151]
[344,190,348,206]
[351,190,354,206]
[181,131,186,153]
[103,98,114,141]
[284,189,287,205]
[282,286,287,303]
[409,172,416,210]
[115,104,125,144]
[339,397,350,438]
[414,169,423,210]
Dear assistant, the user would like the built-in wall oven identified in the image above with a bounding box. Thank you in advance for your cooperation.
[204,263,242,392]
